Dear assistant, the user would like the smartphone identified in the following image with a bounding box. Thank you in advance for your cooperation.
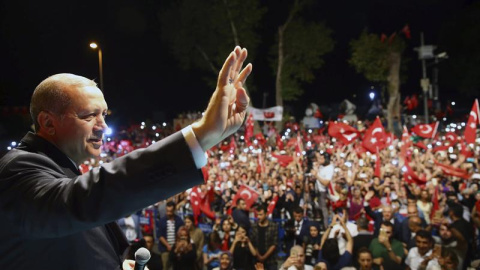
[379,228,387,241]
[467,157,475,163]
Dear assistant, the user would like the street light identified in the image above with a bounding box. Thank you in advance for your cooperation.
[89,42,104,92]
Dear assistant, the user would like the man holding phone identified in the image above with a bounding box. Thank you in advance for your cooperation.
[405,230,434,270]
[369,221,405,270]
[279,245,313,270]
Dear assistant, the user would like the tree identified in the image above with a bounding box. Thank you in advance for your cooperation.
[271,0,334,108]
[158,0,265,90]
[349,30,406,132]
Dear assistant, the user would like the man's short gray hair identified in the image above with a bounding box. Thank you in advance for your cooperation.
[30,73,96,132]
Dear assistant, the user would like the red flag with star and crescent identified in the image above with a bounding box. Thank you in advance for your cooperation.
[411,122,439,139]
[362,117,387,153]
[267,195,279,216]
[328,121,359,144]
[231,185,259,211]
[464,99,480,144]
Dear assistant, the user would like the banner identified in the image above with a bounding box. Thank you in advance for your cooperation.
[248,106,283,121]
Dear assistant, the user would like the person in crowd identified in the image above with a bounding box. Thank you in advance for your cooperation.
[0,46,252,270]
[184,215,205,270]
[417,189,433,224]
[158,201,185,270]
[417,247,459,270]
[364,191,402,240]
[230,225,257,270]
[250,205,278,270]
[117,213,143,243]
[219,216,238,251]
[327,208,358,255]
[169,226,196,270]
[368,221,405,270]
[405,230,434,270]
[348,187,364,221]
[317,214,353,270]
[213,251,235,270]
[302,222,322,267]
[143,234,164,270]
[405,216,423,250]
[279,245,313,270]
[313,152,334,229]
[203,231,223,270]
[401,204,427,244]
[433,222,467,269]
[356,247,380,270]
[352,217,374,268]
[232,198,251,232]
[284,206,310,255]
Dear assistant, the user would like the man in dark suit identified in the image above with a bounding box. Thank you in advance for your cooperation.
[352,216,374,268]
[284,206,310,255]
[0,47,252,269]
[364,191,402,241]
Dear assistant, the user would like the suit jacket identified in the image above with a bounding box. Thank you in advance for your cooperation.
[0,132,203,269]
[365,205,402,241]
[157,214,184,252]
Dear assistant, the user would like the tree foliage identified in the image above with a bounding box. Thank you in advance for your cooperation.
[349,31,406,83]
[158,0,265,86]
[273,18,334,101]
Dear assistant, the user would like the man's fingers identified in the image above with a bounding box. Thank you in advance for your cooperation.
[233,48,248,76]
[218,51,237,87]
[235,88,249,113]
[238,63,253,86]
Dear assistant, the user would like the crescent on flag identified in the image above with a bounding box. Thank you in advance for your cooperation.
[372,127,382,135]
[420,125,432,134]
[470,111,477,122]
[240,189,252,200]
[342,133,357,142]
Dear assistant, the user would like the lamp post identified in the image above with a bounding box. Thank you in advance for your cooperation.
[414,32,436,124]
[89,42,104,92]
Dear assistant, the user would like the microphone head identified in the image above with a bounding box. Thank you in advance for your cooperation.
[134,247,151,265]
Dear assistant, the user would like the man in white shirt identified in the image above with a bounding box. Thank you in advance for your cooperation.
[312,152,334,228]
[405,230,434,270]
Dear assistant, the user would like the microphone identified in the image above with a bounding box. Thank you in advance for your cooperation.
[134,247,151,270]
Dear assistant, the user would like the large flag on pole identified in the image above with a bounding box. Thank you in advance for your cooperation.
[465,99,480,144]
[362,117,387,153]
[411,122,439,139]
[328,121,359,144]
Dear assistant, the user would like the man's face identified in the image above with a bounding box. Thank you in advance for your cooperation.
[257,210,266,223]
[293,211,303,222]
[380,224,393,239]
[318,155,325,165]
[358,252,373,270]
[382,207,393,221]
[52,86,108,164]
[415,236,432,255]
[238,200,246,210]
[144,236,154,251]
[439,225,452,241]
[166,206,174,218]
[407,205,419,217]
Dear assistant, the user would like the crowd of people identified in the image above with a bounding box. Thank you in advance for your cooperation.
[96,114,480,270]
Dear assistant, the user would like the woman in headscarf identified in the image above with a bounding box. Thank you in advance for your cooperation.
[213,251,235,270]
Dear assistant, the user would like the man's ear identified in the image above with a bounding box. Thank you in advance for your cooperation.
[37,111,56,135]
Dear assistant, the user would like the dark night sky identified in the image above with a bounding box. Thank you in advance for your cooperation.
[0,0,477,137]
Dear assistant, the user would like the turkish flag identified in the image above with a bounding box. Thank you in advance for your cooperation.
[276,134,284,150]
[380,33,387,43]
[403,163,427,186]
[328,121,359,144]
[464,99,480,144]
[199,186,216,220]
[295,132,304,158]
[267,195,279,216]
[434,160,472,179]
[445,132,459,144]
[374,154,381,178]
[362,117,387,153]
[257,151,265,174]
[244,113,254,146]
[411,122,439,139]
[229,136,237,153]
[430,186,440,221]
[271,153,294,167]
[231,185,259,210]
[189,187,202,222]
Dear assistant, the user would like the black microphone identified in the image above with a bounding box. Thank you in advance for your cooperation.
[134,247,151,270]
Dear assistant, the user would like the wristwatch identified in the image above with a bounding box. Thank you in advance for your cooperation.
[387,248,393,252]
